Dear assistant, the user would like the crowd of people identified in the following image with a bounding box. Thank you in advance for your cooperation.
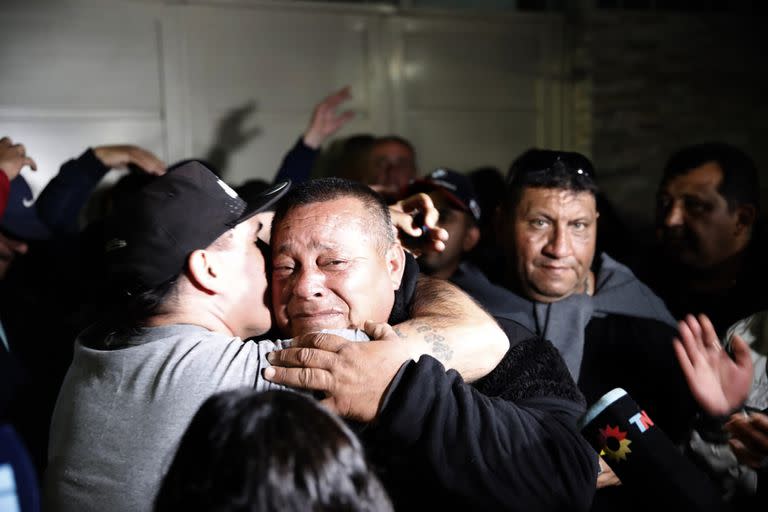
[0,86,766,511]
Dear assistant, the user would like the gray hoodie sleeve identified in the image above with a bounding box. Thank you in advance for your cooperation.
[253,338,293,392]
[253,329,371,392]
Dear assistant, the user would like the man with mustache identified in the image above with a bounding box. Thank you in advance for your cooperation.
[265,177,599,511]
[490,149,718,509]
[263,153,722,510]
[644,142,765,336]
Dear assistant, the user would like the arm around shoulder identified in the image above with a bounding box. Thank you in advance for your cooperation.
[394,275,509,382]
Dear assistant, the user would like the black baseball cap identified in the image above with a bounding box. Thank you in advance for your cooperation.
[407,168,481,222]
[104,160,290,293]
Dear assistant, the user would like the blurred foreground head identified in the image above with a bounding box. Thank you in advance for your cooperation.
[155,388,393,512]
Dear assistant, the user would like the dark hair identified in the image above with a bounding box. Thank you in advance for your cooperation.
[100,224,236,333]
[503,149,598,212]
[110,171,157,213]
[329,134,377,181]
[660,142,760,213]
[82,168,158,226]
[97,275,179,338]
[271,177,395,254]
[372,135,416,157]
[469,166,505,226]
[155,389,393,512]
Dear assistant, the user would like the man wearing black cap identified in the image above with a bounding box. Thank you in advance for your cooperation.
[43,161,507,512]
[44,162,290,512]
[403,168,519,314]
[406,168,482,279]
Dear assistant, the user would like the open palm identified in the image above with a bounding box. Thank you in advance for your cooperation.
[673,314,753,416]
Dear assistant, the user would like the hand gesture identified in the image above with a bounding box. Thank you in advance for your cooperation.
[673,314,753,416]
[596,457,622,488]
[725,412,768,469]
[93,145,166,175]
[0,137,37,180]
[264,321,414,422]
[390,192,448,256]
[725,411,768,469]
[302,87,355,149]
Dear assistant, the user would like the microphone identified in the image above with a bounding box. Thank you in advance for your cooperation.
[579,388,725,511]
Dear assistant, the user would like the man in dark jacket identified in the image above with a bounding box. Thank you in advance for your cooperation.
[641,142,766,336]
[491,150,700,440]
[487,149,728,510]
[265,177,599,511]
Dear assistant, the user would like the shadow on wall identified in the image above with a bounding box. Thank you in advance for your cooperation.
[203,101,263,179]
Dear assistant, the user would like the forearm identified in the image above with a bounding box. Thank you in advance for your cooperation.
[36,149,109,234]
[393,275,508,382]
[274,136,318,184]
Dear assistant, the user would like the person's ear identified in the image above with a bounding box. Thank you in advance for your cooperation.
[186,249,224,294]
[462,225,481,252]
[735,204,756,235]
[386,243,406,290]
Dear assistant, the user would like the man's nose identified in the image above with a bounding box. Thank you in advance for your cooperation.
[664,201,685,228]
[387,167,415,190]
[543,226,570,258]
[292,266,325,298]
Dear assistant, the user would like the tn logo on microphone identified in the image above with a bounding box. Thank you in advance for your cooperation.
[598,410,654,462]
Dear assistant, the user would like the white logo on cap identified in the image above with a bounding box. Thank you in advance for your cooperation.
[432,169,447,178]
[469,199,481,220]
[105,238,128,253]
[216,179,239,199]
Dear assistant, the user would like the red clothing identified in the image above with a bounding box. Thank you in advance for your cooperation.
[0,171,10,221]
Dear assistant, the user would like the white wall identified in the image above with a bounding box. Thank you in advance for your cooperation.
[0,0,566,195]
[0,0,166,194]
[388,12,564,172]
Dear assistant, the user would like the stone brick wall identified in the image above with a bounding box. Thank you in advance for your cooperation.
[569,11,768,228]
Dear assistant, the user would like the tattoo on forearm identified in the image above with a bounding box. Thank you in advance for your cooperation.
[413,322,453,363]
[393,326,406,339]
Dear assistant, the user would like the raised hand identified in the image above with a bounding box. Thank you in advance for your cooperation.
[0,136,37,180]
[93,145,166,176]
[673,313,752,416]
[302,86,355,149]
[390,192,448,256]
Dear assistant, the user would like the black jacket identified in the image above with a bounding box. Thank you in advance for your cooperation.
[365,338,599,511]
